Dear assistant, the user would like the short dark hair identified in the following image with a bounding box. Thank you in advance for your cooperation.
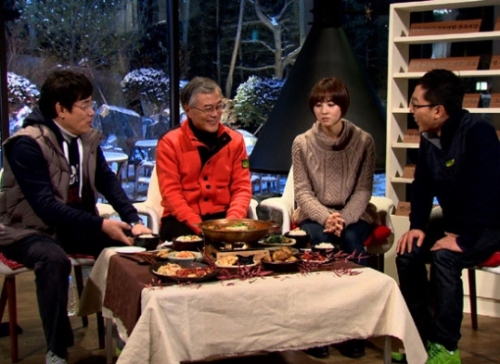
[308,77,350,117]
[180,77,222,109]
[417,69,464,115]
[38,69,93,118]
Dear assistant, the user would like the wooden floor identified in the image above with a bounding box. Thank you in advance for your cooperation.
[2,271,500,364]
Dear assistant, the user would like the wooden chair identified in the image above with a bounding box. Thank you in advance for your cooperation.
[0,172,104,362]
[0,262,30,362]
[467,252,500,330]
[259,167,395,272]
[0,257,104,363]
[428,205,500,331]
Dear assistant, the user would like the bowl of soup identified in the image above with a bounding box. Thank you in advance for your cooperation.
[134,233,162,251]
[197,219,279,244]
[173,235,204,252]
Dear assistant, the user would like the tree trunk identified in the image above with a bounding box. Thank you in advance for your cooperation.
[225,0,245,98]
[182,0,190,46]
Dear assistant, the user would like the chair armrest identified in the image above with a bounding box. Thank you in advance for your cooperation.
[97,202,160,234]
[132,202,160,234]
[96,203,116,218]
[247,199,259,220]
[260,197,291,234]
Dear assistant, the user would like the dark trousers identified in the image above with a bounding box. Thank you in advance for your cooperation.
[1,235,73,357]
[160,211,226,241]
[396,217,500,351]
[299,219,372,266]
[1,230,124,357]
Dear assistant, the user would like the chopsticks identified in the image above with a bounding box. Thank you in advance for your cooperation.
[135,253,158,265]
[118,253,156,265]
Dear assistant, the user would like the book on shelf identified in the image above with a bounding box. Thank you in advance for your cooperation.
[462,94,481,108]
[395,201,411,217]
[490,94,500,108]
[495,17,500,31]
[408,57,480,72]
[490,55,500,70]
[402,165,416,179]
[409,19,481,36]
[403,129,420,144]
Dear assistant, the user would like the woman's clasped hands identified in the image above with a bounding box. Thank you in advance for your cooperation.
[323,212,345,237]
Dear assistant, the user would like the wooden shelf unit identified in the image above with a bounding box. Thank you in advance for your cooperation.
[386,0,500,211]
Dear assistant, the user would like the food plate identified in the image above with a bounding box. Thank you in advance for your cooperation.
[150,262,217,283]
[300,250,331,264]
[111,246,146,254]
[214,254,258,269]
[266,246,299,255]
[258,236,296,247]
[153,249,173,261]
[214,254,258,268]
[167,251,203,264]
[215,261,258,269]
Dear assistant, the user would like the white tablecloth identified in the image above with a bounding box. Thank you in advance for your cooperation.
[80,249,427,364]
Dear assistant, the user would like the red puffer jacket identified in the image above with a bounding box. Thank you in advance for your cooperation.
[156,121,252,233]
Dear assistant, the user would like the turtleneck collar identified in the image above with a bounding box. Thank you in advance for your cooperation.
[188,118,220,149]
[310,119,354,151]
[53,119,79,143]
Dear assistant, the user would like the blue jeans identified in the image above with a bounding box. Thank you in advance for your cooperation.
[396,216,500,351]
[299,219,372,266]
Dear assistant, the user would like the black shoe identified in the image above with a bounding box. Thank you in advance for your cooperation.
[337,339,365,358]
[304,345,329,358]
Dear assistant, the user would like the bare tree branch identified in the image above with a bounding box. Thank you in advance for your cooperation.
[225,0,246,97]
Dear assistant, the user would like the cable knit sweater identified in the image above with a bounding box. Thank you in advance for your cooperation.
[291,119,376,227]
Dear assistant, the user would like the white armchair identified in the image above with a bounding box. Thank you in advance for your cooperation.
[259,167,395,271]
[97,165,258,234]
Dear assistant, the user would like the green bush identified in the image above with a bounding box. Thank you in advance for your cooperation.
[233,76,284,133]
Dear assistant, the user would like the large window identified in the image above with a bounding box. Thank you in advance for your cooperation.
[2,0,400,198]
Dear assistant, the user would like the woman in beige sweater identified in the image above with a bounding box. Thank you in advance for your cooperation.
[292,77,376,358]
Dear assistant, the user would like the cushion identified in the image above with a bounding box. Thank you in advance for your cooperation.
[364,225,392,247]
[479,251,500,268]
[0,252,25,271]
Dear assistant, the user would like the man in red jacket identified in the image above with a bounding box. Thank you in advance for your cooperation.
[156,77,252,241]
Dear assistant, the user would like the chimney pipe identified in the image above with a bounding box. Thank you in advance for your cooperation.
[249,0,386,174]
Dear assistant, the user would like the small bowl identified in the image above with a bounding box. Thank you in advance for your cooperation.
[134,233,162,251]
[261,259,300,273]
[167,251,203,266]
[173,235,204,252]
[312,242,339,255]
[284,230,310,249]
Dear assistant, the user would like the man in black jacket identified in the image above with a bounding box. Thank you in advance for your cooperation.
[396,69,500,364]
[0,69,151,364]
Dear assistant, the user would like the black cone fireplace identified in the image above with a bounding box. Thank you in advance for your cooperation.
[249,0,386,174]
